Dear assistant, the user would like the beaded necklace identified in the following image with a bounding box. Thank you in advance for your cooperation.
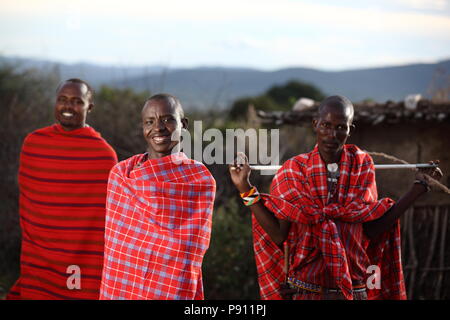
[326,163,340,204]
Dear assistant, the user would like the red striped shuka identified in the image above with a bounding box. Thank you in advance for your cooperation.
[253,144,407,300]
[99,152,216,300]
[7,124,117,300]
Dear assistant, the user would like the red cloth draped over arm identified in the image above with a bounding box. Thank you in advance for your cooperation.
[8,124,117,300]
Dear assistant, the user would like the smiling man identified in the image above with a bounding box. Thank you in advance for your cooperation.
[54,79,94,131]
[229,95,443,300]
[7,78,118,299]
[142,94,188,159]
[99,93,216,300]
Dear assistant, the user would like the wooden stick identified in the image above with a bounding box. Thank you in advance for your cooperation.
[283,241,289,283]
[435,207,448,299]
[407,207,418,298]
[418,207,439,291]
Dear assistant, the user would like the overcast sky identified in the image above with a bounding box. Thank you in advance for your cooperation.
[1,0,449,71]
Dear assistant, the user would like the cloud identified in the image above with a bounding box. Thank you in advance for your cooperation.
[1,0,449,69]
[393,0,449,10]
[3,1,450,38]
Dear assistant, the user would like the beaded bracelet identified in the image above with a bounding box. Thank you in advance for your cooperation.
[240,186,256,198]
[240,186,262,206]
[244,195,261,207]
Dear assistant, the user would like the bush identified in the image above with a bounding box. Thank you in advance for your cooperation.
[0,64,262,299]
[0,63,59,295]
[228,80,325,120]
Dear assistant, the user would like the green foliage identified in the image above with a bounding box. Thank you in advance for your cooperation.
[0,63,59,294]
[228,95,279,120]
[228,79,325,120]
[266,80,325,105]
[89,86,150,161]
[0,63,261,299]
[203,199,259,299]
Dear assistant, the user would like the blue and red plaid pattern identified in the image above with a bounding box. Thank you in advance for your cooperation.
[99,152,215,300]
[253,144,406,300]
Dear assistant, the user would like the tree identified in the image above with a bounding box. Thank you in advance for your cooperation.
[89,86,150,161]
[0,63,59,295]
[228,80,325,120]
[266,80,325,106]
[228,95,279,120]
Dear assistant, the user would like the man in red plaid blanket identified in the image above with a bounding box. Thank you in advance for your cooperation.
[100,94,216,300]
[230,95,443,300]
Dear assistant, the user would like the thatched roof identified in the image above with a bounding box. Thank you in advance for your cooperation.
[257,99,450,126]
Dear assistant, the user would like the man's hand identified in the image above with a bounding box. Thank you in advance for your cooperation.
[229,152,291,246]
[364,159,444,239]
[279,283,297,300]
[415,160,443,191]
[229,152,252,193]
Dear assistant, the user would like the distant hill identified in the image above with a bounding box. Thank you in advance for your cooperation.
[2,56,449,110]
[0,56,165,87]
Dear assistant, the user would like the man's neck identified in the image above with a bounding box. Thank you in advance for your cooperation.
[319,150,342,164]
[59,123,87,131]
[147,149,171,160]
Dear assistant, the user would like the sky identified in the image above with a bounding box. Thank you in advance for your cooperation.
[1,0,450,71]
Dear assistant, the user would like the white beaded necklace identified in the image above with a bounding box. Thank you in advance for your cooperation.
[326,163,340,204]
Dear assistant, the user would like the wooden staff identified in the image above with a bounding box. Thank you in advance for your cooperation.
[283,241,289,283]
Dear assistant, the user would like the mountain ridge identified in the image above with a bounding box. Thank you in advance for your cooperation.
[2,55,449,110]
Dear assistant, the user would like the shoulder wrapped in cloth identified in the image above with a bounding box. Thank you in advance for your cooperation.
[7,124,117,300]
[254,144,406,300]
[100,152,216,300]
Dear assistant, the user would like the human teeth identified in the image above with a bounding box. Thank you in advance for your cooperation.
[153,136,168,143]
[62,112,73,117]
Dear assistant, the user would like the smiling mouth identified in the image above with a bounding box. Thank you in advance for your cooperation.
[152,135,172,144]
[61,112,74,118]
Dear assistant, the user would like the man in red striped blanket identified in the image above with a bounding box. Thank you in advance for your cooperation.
[229,95,443,300]
[99,93,216,300]
[7,79,118,299]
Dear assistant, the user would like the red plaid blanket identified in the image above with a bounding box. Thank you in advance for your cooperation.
[254,144,406,300]
[99,152,215,300]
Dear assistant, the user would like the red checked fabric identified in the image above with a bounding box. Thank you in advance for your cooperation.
[99,152,216,300]
[253,144,406,300]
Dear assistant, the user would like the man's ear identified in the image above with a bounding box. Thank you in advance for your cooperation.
[312,118,318,133]
[349,123,355,136]
[88,103,94,113]
[181,117,189,130]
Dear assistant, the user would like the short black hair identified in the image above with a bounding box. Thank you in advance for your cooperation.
[144,93,185,118]
[56,78,94,103]
[317,95,354,123]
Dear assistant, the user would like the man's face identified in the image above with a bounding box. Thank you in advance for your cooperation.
[54,82,92,131]
[142,99,187,159]
[313,105,353,161]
